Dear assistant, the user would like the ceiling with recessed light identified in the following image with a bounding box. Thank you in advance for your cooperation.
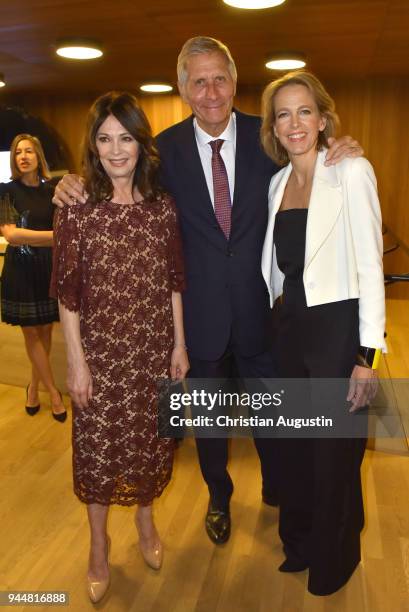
[0,0,408,94]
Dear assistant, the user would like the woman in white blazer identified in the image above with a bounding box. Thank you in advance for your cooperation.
[260,71,385,596]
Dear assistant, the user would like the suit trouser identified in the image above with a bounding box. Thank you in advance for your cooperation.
[190,346,279,510]
[277,297,366,596]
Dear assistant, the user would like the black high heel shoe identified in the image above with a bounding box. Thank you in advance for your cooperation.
[278,558,308,573]
[52,390,67,423]
[25,384,40,416]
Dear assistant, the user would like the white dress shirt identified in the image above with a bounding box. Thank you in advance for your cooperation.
[193,112,236,208]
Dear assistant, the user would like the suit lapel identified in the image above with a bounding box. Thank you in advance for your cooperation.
[231,111,254,228]
[264,163,292,255]
[261,164,291,290]
[271,163,292,217]
[176,115,217,222]
[266,164,291,248]
[304,151,343,270]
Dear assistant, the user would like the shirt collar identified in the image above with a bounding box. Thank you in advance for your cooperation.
[193,112,236,148]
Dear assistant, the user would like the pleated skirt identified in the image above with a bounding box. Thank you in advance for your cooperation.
[1,246,59,326]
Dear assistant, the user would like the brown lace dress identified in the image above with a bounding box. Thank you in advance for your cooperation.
[50,194,185,506]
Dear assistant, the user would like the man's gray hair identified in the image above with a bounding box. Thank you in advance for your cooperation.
[177,36,238,86]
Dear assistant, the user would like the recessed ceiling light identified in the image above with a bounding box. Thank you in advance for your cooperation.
[140,84,173,93]
[223,0,285,8]
[56,39,103,60]
[0,73,5,87]
[265,53,306,70]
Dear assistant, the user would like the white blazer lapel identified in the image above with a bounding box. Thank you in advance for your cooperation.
[304,151,343,270]
[261,164,291,303]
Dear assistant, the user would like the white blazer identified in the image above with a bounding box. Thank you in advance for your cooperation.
[261,149,386,350]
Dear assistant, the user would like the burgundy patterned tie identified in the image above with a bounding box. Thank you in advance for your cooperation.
[210,139,231,239]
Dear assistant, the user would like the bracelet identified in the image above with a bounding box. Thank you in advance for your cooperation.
[356,346,381,370]
[174,343,187,349]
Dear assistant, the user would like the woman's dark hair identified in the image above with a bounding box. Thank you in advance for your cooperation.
[83,91,162,203]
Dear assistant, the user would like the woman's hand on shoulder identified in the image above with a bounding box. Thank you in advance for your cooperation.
[66,359,93,408]
[170,345,190,381]
[347,365,378,412]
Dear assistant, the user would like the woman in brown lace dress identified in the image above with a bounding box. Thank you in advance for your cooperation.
[51,92,189,603]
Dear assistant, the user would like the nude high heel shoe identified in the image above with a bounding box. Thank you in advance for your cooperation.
[87,536,111,603]
[135,515,163,570]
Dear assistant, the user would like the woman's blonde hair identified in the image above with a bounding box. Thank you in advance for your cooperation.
[10,134,51,180]
[261,70,339,165]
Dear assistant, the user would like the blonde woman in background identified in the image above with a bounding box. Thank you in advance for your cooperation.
[0,134,66,421]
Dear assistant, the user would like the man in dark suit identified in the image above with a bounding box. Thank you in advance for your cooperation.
[156,37,280,545]
[53,35,362,545]
[156,36,362,544]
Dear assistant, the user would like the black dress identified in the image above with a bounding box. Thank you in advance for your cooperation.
[0,180,59,326]
[274,209,367,596]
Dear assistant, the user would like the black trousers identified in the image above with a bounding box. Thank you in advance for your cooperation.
[190,345,279,511]
[277,297,366,596]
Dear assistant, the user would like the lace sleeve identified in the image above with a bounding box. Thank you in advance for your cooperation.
[0,190,19,225]
[49,205,83,311]
[165,195,186,293]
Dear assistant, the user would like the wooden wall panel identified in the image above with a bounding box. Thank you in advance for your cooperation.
[4,76,409,298]
[140,95,191,136]
[5,0,409,94]
[326,78,409,299]
[2,92,192,174]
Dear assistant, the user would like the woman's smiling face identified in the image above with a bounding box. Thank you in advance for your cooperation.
[273,84,327,159]
[95,114,139,181]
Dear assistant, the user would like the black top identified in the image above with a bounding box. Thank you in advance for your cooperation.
[274,208,308,309]
[0,180,55,230]
[0,179,59,326]
[274,209,308,280]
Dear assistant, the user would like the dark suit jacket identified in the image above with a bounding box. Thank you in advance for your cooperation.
[156,109,279,361]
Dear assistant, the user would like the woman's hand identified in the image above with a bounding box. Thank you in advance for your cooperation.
[347,365,378,412]
[170,346,190,381]
[67,359,93,409]
[1,223,54,247]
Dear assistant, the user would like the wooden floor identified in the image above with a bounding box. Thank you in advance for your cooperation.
[0,298,409,611]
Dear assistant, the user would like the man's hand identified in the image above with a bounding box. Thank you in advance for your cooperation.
[324,136,364,166]
[52,174,87,208]
[347,365,378,412]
